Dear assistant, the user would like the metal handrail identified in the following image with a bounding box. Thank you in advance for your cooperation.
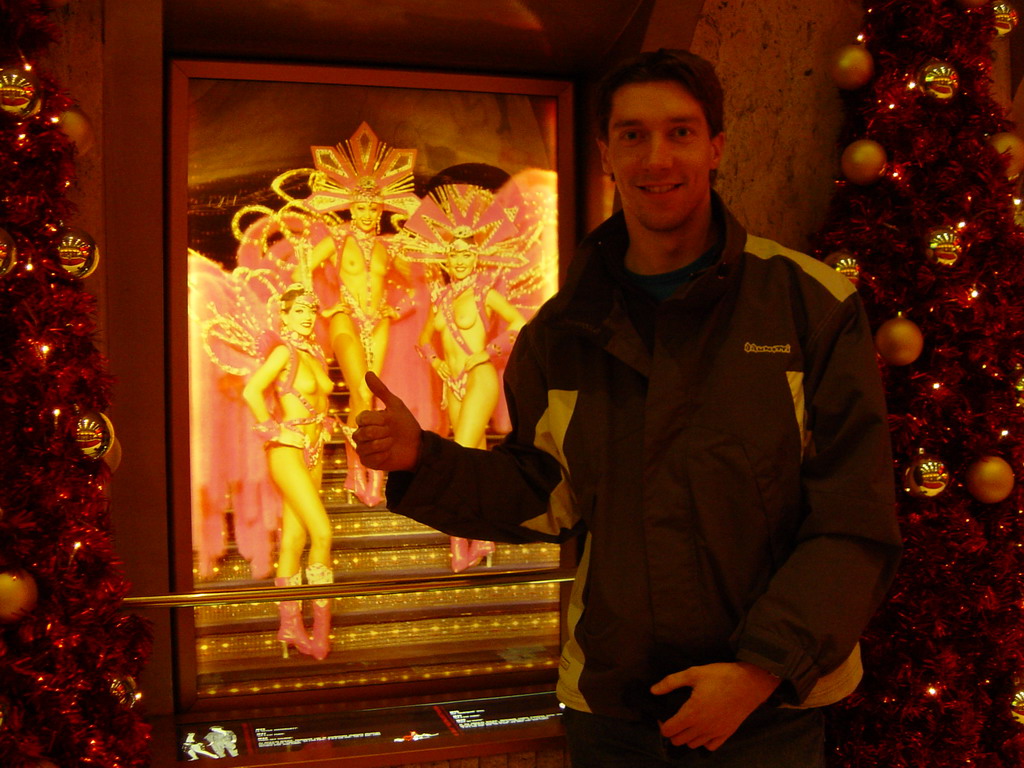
[122,567,576,608]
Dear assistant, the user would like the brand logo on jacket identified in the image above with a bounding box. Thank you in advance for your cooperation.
[744,342,791,354]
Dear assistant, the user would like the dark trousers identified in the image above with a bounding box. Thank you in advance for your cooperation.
[562,705,825,768]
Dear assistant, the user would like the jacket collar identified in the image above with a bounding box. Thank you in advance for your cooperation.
[547,192,748,338]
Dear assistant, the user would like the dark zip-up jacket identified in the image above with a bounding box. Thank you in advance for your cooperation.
[386,199,901,719]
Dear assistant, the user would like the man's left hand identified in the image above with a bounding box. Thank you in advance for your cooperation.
[652,662,781,752]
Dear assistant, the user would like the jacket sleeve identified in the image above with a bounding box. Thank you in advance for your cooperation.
[732,292,902,705]
[384,322,584,545]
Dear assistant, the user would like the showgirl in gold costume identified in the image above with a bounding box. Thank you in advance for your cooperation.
[302,123,420,507]
[242,285,335,660]
[403,182,534,571]
[189,256,337,660]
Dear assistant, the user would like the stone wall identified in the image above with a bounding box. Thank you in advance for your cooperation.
[691,0,865,253]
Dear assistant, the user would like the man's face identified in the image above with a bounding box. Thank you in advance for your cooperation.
[598,80,724,238]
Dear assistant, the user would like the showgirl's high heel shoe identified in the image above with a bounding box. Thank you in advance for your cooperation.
[450,537,495,573]
[364,467,385,508]
[469,538,496,569]
[305,562,334,661]
[343,442,367,500]
[450,536,470,573]
[274,572,313,659]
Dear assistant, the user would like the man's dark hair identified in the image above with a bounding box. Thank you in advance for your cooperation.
[595,49,725,141]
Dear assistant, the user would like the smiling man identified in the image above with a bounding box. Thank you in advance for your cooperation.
[353,49,901,767]
[600,79,722,275]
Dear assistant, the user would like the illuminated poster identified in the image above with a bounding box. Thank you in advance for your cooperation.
[170,61,571,700]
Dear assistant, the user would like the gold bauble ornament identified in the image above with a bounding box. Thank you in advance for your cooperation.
[57,228,99,279]
[917,59,959,101]
[824,250,861,287]
[988,132,1024,178]
[965,455,1015,503]
[875,315,924,366]
[924,226,962,267]
[0,569,39,623]
[831,45,875,90]
[110,675,140,708]
[841,139,887,185]
[1013,687,1024,724]
[75,411,114,460]
[903,452,949,498]
[56,107,95,156]
[994,2,1019,35]
[0,227,16,277]
[0,67,41,120]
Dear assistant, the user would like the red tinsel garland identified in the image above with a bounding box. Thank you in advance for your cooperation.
[816,0,1024,765]
[0,1,152,767]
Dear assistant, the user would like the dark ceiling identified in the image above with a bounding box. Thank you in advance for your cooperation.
[165,0,658,77]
